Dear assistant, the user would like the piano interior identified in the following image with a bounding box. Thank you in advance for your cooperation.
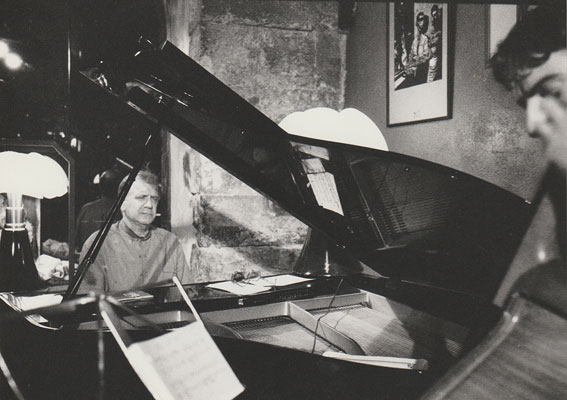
[204,290,468,364]
[74,283,470,364]
[63,275,480,380]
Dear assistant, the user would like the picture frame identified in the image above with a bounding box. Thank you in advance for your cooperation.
[486,4,538,64]
[486,4,517,64]
[388,2,450,126]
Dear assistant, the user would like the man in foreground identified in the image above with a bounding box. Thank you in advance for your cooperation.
[491,4,566,313]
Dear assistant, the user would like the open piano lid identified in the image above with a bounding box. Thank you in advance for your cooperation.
[73,40,533,301]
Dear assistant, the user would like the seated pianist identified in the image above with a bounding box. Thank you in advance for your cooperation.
[79,170,192,293]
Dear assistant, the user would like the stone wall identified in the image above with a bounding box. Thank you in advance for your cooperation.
[198,0,346,122]
[165,0,347,282]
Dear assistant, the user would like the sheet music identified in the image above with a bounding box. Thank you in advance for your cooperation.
[206,280,272,295]
[259,274,313,287]
[290,142,330,160]
[307,172,344,216]
[206,274,313,295]
[0,293,62,328]
[125,321,244,400]
[301,158,326,174]
[0,293,62,311]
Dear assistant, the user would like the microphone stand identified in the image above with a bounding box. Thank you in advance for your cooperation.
[96,302,105,400]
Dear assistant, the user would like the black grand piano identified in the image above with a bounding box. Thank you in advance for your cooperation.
[1,39,566,400]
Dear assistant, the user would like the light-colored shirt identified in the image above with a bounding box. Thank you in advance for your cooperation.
[410,32,431,64]
[79,220,191,293]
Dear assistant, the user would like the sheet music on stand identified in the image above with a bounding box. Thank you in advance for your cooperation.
[100,277,245,400]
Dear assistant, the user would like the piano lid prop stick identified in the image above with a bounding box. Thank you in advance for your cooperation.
[0,349,25,400]
[172,276,202,323]
[322,351,429,371]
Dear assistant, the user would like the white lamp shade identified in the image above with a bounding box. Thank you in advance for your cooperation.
[0,151,68,199]
[279,107,388,151]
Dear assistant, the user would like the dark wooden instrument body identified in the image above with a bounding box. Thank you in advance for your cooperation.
[422,294,567,399]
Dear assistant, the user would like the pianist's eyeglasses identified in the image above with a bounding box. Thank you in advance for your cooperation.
[231,270,261,285]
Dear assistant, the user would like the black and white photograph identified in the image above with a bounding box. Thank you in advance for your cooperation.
[0,1,565,399]
[389,1,450,125]
[393,2,444,89]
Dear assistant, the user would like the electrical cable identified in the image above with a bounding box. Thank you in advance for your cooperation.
[310,278,344,354]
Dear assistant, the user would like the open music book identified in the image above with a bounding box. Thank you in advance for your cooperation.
[125,321,244,400]
[102,277,245,400]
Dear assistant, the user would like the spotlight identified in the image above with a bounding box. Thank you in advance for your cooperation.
[4,52,23,70]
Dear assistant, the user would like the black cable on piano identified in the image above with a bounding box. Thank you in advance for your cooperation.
[310,278,344,354]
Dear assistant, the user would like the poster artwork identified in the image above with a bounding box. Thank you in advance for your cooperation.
[393,2,443,91]
[388,1,449,126]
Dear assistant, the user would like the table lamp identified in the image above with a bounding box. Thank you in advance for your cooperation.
[0,151,68,292]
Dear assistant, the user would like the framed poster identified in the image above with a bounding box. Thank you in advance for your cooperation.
[486,4,517,63]
[486,4,538,63]
[388,2,450,126]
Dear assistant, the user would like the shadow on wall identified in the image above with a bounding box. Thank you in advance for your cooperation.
[190,202,307,283]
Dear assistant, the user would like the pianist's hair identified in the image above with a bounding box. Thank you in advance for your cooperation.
[118,170,162,197]
[491,4,566,91]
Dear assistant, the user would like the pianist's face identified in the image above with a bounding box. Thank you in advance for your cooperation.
[121,179,160,227]
[517,49,567,173]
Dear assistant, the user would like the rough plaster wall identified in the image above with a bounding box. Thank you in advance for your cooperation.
[166,0,347,282]
[198,0,346,122]
[345,3,544,200]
